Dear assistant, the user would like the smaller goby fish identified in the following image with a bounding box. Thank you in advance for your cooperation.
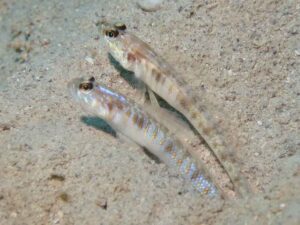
[99,21,250,197]
[68,76,218,196]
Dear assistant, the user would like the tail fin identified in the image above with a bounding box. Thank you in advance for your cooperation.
[188,102,251,197]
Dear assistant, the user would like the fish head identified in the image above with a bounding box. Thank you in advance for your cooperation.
[68,76,111,119]
[98,21,132,68]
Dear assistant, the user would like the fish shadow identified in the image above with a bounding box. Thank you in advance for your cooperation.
[81,115,161,163]
[81,116,116,137]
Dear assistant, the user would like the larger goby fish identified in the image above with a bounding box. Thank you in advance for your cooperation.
[99,21,250,197]
[68,76,218,196]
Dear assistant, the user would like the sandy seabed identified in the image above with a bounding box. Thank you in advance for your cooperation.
[0,0,299,224]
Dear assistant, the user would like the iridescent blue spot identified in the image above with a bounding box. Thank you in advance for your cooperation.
[98,86,127,103]
[156,130,165,145]
[180,158,190,174]
[188,163,197,178]
[146,123,156,137]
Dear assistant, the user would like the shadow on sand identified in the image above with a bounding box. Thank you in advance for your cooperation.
[81,116,116,137]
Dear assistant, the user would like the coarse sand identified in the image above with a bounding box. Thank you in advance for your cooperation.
[0,0,299,224]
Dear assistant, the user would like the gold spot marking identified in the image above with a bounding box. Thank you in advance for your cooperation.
[172,152,177,159]
[164,142,173,153]
[203,188,210,194]
[196,181,202,188]
[144,120,151,133]
[177,159,183,166]
[185,167,190,174]
[137,115,144,129]
[132,113,138,124]
[168,84,174,94]
[125,109,131,119]
[159,138,166,145]
[152,126,158,139]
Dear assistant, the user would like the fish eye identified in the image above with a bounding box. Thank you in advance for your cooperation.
[79,82,93,91]
[105,29,119,38]
[114,22,126,31]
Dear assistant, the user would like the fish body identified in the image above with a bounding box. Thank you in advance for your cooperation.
[100,22,249,196]
[68,77,218,196]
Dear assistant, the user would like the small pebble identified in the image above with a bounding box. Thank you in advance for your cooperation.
[41,38,50,46]
[10,212,17,218]
[85,56,94,65]
[33,75,41,81]
[294,49,300,56]
[49,174,65,182]
[280,203,286,209]
[257,120,263,126]
[59,192,70,202]
[96,198,108,210]
[285,77,291,83]
[137,0,163,12]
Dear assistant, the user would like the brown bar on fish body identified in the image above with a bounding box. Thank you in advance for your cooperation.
[68,76,219,197]
[99,21,250,197]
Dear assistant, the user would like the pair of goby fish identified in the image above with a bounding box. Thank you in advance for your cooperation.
[69,21,250,197]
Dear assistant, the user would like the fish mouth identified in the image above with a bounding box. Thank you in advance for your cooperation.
[68,77,85,101]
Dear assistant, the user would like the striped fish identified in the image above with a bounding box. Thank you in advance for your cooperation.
[68,76,218,196]
[99,21,250,197]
